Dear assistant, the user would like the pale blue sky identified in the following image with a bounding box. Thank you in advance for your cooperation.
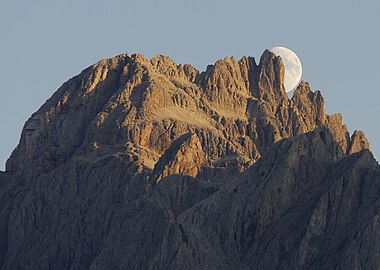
[1,0,379,170]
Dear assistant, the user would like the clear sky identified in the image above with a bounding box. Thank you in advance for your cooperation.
[1,0,379,170]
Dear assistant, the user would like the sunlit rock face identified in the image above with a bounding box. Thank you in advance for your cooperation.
[271,46,303,92]
[0,51,375,270]
[6,51,368,176]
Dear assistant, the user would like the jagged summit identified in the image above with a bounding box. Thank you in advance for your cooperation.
[6,51,369,177]
[0,50,376,270]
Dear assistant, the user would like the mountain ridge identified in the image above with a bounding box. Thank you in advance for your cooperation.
[5,50,369,176]
[0,50,378,270]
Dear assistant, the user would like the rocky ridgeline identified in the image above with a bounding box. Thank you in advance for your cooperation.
[6,50,369,179]
[0,50,378,270]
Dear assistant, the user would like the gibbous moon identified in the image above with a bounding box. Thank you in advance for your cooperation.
[271,47,302,92]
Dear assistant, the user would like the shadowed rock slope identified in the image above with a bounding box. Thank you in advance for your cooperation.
[0,50,377,270]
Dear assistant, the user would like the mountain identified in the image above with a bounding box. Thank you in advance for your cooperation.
[0,50,378,269]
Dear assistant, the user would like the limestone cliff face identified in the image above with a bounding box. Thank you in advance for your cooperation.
[6,50,369,178]
[0,50,375,270]
[151,133,206,183]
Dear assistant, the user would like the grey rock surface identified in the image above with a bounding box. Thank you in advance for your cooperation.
[0,50,376,269]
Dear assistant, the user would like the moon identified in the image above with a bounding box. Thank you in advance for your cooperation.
[271,47,302,92]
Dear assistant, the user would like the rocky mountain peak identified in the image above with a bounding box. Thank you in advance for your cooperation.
[150,54,199,83]
[0,50,376,270]
[252,49,287,104]
[349,130,371,154]
[292,80,326,128]
[6,50,370,179]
